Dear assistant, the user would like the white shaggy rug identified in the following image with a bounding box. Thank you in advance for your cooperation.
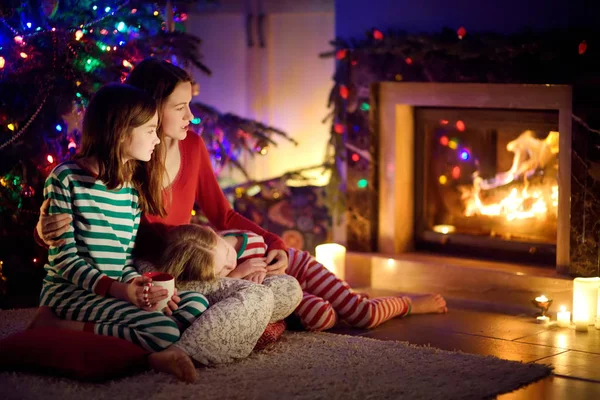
[0,308,551,400]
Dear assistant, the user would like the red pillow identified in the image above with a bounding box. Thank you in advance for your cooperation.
[0,328,150,381]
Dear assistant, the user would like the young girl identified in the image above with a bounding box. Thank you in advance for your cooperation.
[161,226,447,331]
[157,224,301,325]
[38,83,208,382]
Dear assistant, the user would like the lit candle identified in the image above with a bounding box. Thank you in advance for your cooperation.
[315,243,346,281]
[572,277,600,327]
[535,295,549,303]
[432,224,456,234]
[556,306,571,328]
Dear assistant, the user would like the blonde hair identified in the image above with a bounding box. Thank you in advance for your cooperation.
[160,224,219,282]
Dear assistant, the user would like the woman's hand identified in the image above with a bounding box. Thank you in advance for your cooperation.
[265,249,288,275]
[227,258,267,279]
[162,288,181,316]
[36,199,72,247]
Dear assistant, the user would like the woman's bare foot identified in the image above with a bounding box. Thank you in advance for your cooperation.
[409,294,448,315]
[148,346,198,383]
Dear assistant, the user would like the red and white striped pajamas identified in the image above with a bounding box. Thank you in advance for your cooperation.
[220,230,411,332]
[286,248,410,331]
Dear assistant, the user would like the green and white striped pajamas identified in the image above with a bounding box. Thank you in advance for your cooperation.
[40,162,208,352]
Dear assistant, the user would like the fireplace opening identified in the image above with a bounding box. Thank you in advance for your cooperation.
[414,107,559,265]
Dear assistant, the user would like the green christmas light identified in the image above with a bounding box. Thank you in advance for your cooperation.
[357,179,368,188]
[191,117,202,124]
[360,102,370,111]
[116,22,126,32]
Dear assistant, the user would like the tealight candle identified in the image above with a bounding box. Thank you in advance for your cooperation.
[557,306,571,328]
[536,316,550,324]
[535,295,549,303]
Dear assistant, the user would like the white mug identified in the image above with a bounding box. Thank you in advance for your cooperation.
[143,272,175,311]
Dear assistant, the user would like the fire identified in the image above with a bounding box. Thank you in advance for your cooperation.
[464,183,557,221]
[462,130,559,221]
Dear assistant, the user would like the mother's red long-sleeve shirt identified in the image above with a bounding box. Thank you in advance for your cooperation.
[134,131,285,261]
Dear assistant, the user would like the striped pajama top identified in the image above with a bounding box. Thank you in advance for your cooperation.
[220,230,267,262]
[40,161,141,303]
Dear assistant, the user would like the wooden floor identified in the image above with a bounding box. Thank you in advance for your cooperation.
[328,291,600,399]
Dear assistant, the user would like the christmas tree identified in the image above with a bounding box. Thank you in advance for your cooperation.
[0,0,295,307]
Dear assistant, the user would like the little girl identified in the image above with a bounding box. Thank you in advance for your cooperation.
[38,84,208,382]
[162,225,447,331]
[157,224,302,334]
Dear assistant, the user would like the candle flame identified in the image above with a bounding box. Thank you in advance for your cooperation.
[535,295,548,302]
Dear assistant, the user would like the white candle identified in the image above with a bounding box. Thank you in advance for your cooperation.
[572,277,600,326]
[597,291,600,330]
[556,306,571,328]
[315,243,346,281]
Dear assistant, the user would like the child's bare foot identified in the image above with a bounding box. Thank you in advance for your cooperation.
[27,306,59,329]
[409,294,448,315]
[148,346,198,383]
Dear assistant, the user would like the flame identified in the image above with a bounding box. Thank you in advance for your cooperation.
[462,130,559,221]
[464,184,557,221]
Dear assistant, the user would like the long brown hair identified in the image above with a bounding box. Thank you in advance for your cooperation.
[159,224,219,282]
[126,58,193,217]
[78,83,162,214]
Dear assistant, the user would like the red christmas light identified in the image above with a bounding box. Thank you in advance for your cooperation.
[405,57,413,65]
[457,26,467,40]
[440,136,449,146]
[440,119,449,125]
[339,85,349,99]
[373,29,383,40]
[579,40,587,55]
[334,123,345,134]
[456,120,465,132]
[336,49,347,60]
[351,153,360,162]
[452,166,461,179]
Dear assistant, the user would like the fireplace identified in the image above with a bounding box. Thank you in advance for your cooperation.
[376,83,572,269]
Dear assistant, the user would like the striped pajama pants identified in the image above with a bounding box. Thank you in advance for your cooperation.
[286,248,410,331]
[40,283,209,352]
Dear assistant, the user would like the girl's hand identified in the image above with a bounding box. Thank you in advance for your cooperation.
[244,271,267,284]
[126,276,168,311]
[265,249,288,275]
[37,198,72,247]
[162,288,181,316]
[227,258,267,279]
